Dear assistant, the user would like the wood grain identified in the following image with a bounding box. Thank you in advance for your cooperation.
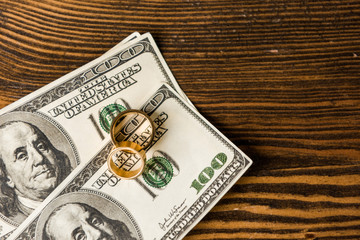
[0,0,359,239]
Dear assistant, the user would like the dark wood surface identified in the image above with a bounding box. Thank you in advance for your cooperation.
[1,0,359,239]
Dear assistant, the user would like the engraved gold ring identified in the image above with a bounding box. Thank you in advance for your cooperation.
[107,141,146,180]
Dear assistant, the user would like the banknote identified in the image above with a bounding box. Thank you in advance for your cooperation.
[10,84,252,240]
[0,32,188,236]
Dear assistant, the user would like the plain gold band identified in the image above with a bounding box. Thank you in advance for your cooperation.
[107,141,146,180]
[110,109,155,150]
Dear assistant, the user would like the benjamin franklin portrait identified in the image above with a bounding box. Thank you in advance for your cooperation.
[0,112,77,224]
[36,192,141,240]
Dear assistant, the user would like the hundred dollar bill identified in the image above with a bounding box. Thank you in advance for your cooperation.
[10,84,253,240]
[0,32,188,236]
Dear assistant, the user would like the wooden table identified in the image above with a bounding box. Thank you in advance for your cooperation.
[0,0,359,239]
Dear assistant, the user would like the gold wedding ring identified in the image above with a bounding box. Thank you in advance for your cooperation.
[107,141,146,179]
[110,109,155,149]
[107,109,155,180]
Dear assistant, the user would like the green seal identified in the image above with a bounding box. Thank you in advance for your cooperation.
[99,104,126,133]
[143,157,173,188]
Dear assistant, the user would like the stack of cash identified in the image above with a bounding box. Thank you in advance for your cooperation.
[0,32,252,239]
